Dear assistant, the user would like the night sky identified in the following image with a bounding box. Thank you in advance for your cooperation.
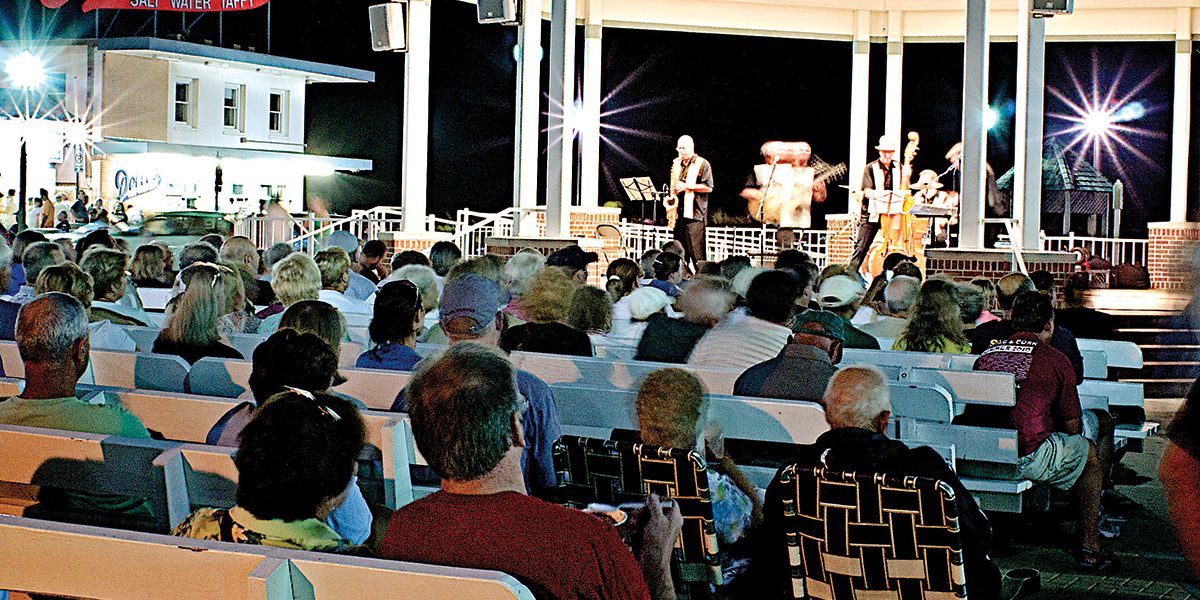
[5,1,1181,237]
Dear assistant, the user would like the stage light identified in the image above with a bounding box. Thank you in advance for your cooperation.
[4,51,46,90]
[984,107,999,130]
[1083,109,1114,137]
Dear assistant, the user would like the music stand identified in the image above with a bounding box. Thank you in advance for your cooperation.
[619,177,660,224]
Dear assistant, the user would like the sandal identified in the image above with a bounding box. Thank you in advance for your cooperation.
[1073,547,1120,574]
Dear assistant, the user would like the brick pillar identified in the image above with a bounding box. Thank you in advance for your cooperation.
[1148,221,1200,291]
[826,215,856,265]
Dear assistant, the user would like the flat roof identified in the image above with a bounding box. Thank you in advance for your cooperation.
[98,37,375,84]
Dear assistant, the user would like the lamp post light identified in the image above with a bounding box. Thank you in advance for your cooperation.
[5,50,47,232]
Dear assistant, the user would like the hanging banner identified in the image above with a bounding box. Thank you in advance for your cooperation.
[40,0,269,12]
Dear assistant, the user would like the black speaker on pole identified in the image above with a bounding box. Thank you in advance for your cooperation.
[369,3,407,52]
[477,0,519,25]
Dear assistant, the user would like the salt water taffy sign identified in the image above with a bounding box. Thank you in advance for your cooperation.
[40,0,269,12]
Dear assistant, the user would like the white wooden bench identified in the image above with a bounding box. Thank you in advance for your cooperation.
[103,389,414,511]
[0,425,177,532]
[0,515,535,599]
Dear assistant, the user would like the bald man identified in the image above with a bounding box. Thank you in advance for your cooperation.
[668,135,714,271]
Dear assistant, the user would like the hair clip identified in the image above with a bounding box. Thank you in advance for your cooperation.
[608,275,621,282]
[284,386,341,421]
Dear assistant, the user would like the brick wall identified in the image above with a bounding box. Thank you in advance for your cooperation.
[925,249,1075,286]
[532,209,621,283]
[1148,222,1200,291]
[378,232,451,264]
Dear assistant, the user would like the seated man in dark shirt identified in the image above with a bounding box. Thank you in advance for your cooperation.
[734,310,841,403]
[1055,273,1118,341]
[635,276,734,364]
[974,292,1116,573]
[754,366,1001,599]
[971,272,1084,384]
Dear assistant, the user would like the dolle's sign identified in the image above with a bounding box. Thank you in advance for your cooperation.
[40,0,269,12]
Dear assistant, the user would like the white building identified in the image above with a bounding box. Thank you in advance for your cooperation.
[1,37,374,217]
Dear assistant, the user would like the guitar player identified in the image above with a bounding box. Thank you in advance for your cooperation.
[667,135,714,271]
[740,141,830,250]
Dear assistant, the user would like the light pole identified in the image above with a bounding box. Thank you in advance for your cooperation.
[5,50,47,232]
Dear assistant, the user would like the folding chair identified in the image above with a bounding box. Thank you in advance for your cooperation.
[776,464,968,599]
[552,435,720,599]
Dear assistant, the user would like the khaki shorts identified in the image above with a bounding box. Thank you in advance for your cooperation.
[1017,432,1090,491]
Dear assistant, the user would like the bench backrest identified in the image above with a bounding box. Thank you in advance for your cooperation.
[113,390,414,511]
[513,350,1016,408]
[1077,338,1143,369]
[548,384,830,445]
[0,424,176,531]
[187,357,410,410]
[0,515,535,599]
[845,345,1111,380]
[0,342,191,394]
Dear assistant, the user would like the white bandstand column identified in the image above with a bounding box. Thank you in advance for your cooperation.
[884,11,904,146]
[1014,4,1046,249]
[545,0,577,238]
[401,0,431,233]
[513,0,543,236]
[959,0,989,248]
[578,0,603,209]
[847,10,871,194]
[1171,8,1192,223]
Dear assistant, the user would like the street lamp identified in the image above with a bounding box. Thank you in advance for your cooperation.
[5,50,47,232]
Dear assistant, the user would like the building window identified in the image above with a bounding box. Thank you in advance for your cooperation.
[174,78,196,126]
[223,84,244,131]
[268,90,288,135]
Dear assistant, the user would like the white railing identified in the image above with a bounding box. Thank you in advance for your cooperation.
[452,207,519,257]
[1042,233,1148,267]
[235,206,406,253]
[618,222,830,268]
[618,222,675,261]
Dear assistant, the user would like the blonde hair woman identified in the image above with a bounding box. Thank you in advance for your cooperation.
[500,251,546,325]
[216,259,258,335]
[80,248,152,326]
[259,252,322,335]
[35,263,137,351]
[130,244,171,289]
[153,263,244,364]
[498,267,592,357]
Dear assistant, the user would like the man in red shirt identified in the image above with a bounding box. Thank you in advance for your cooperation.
[973,292,1116,573]
[379,343,682,599]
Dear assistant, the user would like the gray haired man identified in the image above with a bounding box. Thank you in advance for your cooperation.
[756,366,1001,598]
[0,293,151,515]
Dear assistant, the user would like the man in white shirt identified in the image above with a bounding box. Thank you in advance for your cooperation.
[860,275,919,342]
[688,270,801,370]
[314,247,371,315]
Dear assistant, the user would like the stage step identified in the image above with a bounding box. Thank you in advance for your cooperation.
[1140,361,1200,380]
[1120,378,1195,400]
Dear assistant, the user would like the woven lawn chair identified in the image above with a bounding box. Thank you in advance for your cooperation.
[552,435,721,599]
[777,463,969,599]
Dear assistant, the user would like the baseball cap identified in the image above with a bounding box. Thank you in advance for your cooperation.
[440,274,500,335]
[546,245,599,271]
[792,310,846,342]
[818,275,865,309]
[626,287,671,320]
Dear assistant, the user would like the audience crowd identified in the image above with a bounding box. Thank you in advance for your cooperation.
[2,223,1194,598]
